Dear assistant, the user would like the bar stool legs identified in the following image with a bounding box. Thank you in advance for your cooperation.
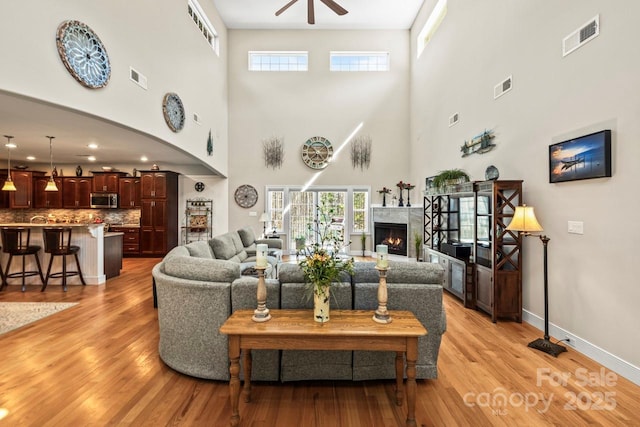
[42,252,87,292]
[42,227,86,292]
[1,227,45,292]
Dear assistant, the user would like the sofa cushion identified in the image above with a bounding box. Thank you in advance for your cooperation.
[237,227,256,247]
[164,255,240,282]
[210,232,238,260]
[185,241,213,259]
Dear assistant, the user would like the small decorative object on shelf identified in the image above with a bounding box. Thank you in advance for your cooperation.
[405,183,415,207]
[460,129,495,157]
[377,187,391,207]
[485,165,499,181]
[251,264,271,323]
[373,245,391,324]
[396,181,405,207]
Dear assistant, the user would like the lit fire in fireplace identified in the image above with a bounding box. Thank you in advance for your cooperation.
[382,236,404,250]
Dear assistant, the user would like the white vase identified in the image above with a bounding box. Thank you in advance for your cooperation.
[313,286,330,323]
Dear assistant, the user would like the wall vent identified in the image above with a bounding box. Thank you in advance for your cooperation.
[494,75,512,99]
[193,112,201,124]
[129,67,147,90]
[563,15,599,57]
[448,112,459,127]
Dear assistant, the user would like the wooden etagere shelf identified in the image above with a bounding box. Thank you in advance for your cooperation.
[424,180,523,322]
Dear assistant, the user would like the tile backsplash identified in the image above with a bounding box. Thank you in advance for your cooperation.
[0,209,140,225]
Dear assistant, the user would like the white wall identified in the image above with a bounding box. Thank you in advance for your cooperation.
[0,0,229,177]
[411,0,640,373]
[227,29,412,240]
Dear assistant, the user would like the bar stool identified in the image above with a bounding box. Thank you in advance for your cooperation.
[1,227,45,292]
[42,227,86,291]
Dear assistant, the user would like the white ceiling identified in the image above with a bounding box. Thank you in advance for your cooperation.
[212,0,426,30]
[0,0,425,175]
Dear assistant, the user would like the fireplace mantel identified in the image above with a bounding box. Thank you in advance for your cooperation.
[371,207,423,259]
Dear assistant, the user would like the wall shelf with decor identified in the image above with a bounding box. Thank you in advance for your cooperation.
[423,180,523,322]
[183,198,213,244]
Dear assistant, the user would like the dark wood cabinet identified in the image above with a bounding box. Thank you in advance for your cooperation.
[62,177,92,208]
[139,171,178,256]
[10,170,45,208]
[0,172,11,208]
[118,177,141,208]
[110,226,140,255]
[92,172,128,193]
[33,176,64,208]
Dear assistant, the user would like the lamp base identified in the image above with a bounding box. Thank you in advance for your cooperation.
[528,338,567,357]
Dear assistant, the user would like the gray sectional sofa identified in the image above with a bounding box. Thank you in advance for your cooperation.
[153,235,446,383]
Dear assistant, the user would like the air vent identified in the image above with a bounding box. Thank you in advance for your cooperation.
[193,112,201,125]
[494,75,512,99]
[129,67,148,90]
[563,15,599,57]
[449,112,459,127]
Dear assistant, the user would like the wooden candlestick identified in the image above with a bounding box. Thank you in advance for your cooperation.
[373,265,392,324]
[252,266,271,322]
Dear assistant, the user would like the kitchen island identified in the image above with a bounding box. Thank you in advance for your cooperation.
[0,223,107,286]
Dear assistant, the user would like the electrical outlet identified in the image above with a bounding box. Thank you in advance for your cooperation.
[568,221,584,234]
[565,334,576,347]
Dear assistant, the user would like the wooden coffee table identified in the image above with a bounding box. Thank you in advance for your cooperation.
[220,309,427,427]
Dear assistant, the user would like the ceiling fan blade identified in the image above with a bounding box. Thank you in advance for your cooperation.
[319,0,348,16]
[308,0,315,24]
[275,0,299,16]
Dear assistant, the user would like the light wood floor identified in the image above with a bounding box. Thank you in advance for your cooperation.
[1,257,639,426]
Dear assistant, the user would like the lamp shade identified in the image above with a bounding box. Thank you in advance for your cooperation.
[506,205,543,233]
[259,213,268,222]
[1,177,16,192]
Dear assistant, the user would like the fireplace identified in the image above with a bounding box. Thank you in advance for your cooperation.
[374,222,407,256]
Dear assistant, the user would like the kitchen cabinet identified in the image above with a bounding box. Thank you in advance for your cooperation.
[62,177,92,208]
[139,171,178,256]
[10,170,45,208]
[110,226,140,255]
[118,177,141,208]
[92,171,128,193]
[34,176,64,208]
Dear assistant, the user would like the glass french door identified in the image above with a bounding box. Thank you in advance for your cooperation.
[289,190,347,250]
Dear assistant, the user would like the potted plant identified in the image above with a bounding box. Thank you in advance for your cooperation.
[432,169,470,192]
[414,232,423,262]
[360,232,367,257]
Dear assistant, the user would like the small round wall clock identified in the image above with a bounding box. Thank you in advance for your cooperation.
[162,92,185,132]
[56,20,111,89]
[194,181,205,192]
[301,136,333,170]
[234,184,258,208]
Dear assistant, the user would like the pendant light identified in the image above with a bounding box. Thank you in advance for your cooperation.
[2,135,17,192]
[45,135,58,192]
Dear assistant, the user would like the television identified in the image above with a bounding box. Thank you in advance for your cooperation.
[549,129,612,183]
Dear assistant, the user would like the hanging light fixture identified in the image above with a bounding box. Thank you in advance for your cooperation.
[2,135,17,192]
[45,135,58,192]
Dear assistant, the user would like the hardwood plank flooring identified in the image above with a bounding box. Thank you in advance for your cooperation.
[0,257,638,426]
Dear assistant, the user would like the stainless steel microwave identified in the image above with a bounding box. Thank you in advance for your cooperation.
[90,193,118,209]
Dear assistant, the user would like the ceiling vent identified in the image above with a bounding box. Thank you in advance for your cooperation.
[129,67,148,90]
[448,112,459,127]
[494,75,512,100]
[563,15,599,57]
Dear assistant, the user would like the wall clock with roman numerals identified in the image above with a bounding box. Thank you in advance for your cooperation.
[301,136,333,170]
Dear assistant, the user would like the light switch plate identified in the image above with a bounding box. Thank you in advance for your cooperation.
[568,221,584,234]
[249,211,257,217]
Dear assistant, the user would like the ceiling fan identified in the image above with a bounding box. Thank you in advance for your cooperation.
[275,0,348,25]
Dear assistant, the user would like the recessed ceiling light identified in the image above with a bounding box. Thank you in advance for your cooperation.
[140,156,148,162]
[88,156,96,162]
[5,143,16,149]
[26,156,36,161]
[87,143,98,149]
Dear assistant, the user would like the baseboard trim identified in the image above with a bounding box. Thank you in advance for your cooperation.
[523,309,640,386]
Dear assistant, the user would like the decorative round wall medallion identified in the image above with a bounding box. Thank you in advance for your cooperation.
[56,20,111,89]
[485,165,500,181]
[195,181,205,192]
[234,184,258,208]
[301,136,333,170]
[162,92,185,132]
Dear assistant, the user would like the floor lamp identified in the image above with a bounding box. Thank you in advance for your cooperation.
[259,213,268,238]
[506,205,567,357]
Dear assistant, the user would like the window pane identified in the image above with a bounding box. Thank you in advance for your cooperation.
[249,52,308,71]
[330,52,389,72]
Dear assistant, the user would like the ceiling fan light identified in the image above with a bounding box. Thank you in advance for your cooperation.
[45,177,59,192]
[2,177,16,192]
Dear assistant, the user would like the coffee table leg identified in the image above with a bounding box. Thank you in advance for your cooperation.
[405,338,418,427]
[395,351,404,405]
[243,348,252,403]
[228,335,241,427]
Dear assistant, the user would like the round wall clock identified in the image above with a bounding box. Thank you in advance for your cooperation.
[162,92,185,132]
[301,136,333,170]
[56,20,111,89]
[234,184,258,208]
[195,181,205,192]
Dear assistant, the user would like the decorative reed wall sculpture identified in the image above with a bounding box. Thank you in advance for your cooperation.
[262,136,284,169]
[350,135,372,170]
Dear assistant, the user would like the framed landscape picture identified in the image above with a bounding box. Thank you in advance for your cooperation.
[549,129,612,183]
